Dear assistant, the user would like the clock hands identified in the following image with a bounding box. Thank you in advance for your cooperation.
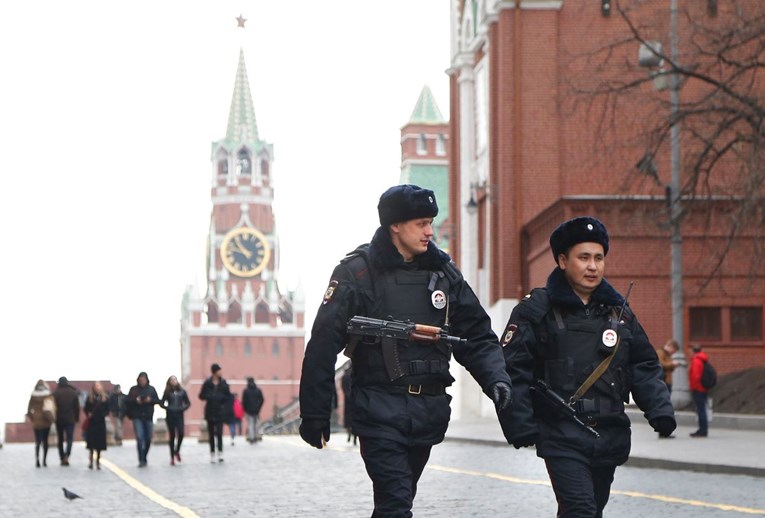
[233,236,253,259]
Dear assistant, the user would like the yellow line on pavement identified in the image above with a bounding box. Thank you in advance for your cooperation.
[427,464,765,515]
[99,458,200,518]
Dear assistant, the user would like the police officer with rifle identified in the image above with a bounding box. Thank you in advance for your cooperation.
[299,184,513,517]
[500,216,675,518]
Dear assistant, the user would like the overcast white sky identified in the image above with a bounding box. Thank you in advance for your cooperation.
[0,0,451,433]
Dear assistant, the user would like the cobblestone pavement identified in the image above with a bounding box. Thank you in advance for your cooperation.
[2,434,763,517]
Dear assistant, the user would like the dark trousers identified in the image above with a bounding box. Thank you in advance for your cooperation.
[692,390,709,434]
[55,422,74,461]
[544,456,616,518]
[167,414,185,456]
[207,419,224,453]
[34,428,51,462]
[359,436,432,518]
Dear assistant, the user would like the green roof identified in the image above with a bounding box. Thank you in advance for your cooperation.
[403,163,450,251]
[408,85,445,124]
[213,48,262,153]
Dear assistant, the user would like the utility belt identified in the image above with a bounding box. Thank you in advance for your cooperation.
[377,383,447,396]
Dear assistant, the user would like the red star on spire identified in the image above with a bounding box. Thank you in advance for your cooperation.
[236,14,247,28]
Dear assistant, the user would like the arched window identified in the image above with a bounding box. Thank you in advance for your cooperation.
[417,134,427,155]
[236,149,251,175]
[206,301,219,323]
[260,159,269,181]
[228,300,242,323]
[436,134,446,156]
[217,158,228,176]
[255,301,269,323]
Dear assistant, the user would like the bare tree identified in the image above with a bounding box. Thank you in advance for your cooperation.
[564,0,765,290]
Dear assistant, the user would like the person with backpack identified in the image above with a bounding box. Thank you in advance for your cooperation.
[689,344,714,437]
[500,216,676,517]
[298,184,513,517]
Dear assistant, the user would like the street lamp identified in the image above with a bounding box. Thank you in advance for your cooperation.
[638,0,689,407]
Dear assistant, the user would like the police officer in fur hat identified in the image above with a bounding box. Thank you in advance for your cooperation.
[499,216,675,517]
[299,184,513,516]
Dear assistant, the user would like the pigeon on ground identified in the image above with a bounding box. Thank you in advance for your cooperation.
[62,488,83,501]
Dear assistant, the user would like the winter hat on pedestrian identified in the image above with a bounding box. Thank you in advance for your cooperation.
[57,376,68,386]
[211,363,222,373]
[378,184,438,227]
[137,371,149,383]
[550,216,609,265]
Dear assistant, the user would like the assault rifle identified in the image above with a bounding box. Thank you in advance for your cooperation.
[345,316,466,381]
[531,379,600,438]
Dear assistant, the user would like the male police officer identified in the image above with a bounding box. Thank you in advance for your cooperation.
[299,184,513,517]
[499,216,675,518]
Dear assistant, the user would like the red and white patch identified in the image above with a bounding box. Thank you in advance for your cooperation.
[502,324,518,347]
[322,280,339,305]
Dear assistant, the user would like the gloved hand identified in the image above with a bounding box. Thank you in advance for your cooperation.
[489,381,513,413]
[299,418,330,449]
[649,416,677,437]
[512,433,538,450]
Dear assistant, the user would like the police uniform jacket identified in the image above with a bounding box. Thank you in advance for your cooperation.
[501,267,674,466]
[299,226,511,447]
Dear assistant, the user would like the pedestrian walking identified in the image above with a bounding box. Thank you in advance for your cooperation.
[689,344,711,438]
[83,382,109,470]
[341,363,356,445]
[242,377,264,443]
[299,184,513,517]
[500,216,676,518]
[199,363,232,462]
[108,384,127,445]
[53,376,80,467]
[27,379,56,468]
[126,371,160,467]
[160,375,191,465]
[229,393,244,445]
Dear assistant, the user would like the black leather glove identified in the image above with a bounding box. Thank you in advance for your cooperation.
[649,416,677,437]
[512,433,538,450]
[299,418,330,449]
[489,381,513,413]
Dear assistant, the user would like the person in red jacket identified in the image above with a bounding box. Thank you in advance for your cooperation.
[688,344,710,437]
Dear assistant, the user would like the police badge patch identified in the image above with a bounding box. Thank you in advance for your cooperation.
[323,280,339,305]
[502,324,518,347]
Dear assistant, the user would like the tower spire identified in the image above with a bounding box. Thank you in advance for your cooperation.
[225,48,260,147]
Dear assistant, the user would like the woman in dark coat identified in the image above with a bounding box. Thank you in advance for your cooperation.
[161,375,191,465]
[84,382,109,469]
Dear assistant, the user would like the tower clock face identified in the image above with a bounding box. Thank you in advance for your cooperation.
[220,227,271,278]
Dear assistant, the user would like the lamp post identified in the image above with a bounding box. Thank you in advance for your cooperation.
[638,0,689,407]
[668,0,690,408]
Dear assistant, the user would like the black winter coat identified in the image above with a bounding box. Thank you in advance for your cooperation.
[500,267,675,466]
[199,377,232,422]
[242,382,264,416]
[53,384,80,426]
[84,394,109,451]
[299,227,512,446]
[126,384,160,421]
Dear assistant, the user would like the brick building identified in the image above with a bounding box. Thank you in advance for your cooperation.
[447,0,765,407]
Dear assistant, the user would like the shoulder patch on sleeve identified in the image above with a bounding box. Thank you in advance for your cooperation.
[502,323,518,347]
[322,280,339,305]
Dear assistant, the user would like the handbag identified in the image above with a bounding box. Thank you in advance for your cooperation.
[82,416,90,431]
